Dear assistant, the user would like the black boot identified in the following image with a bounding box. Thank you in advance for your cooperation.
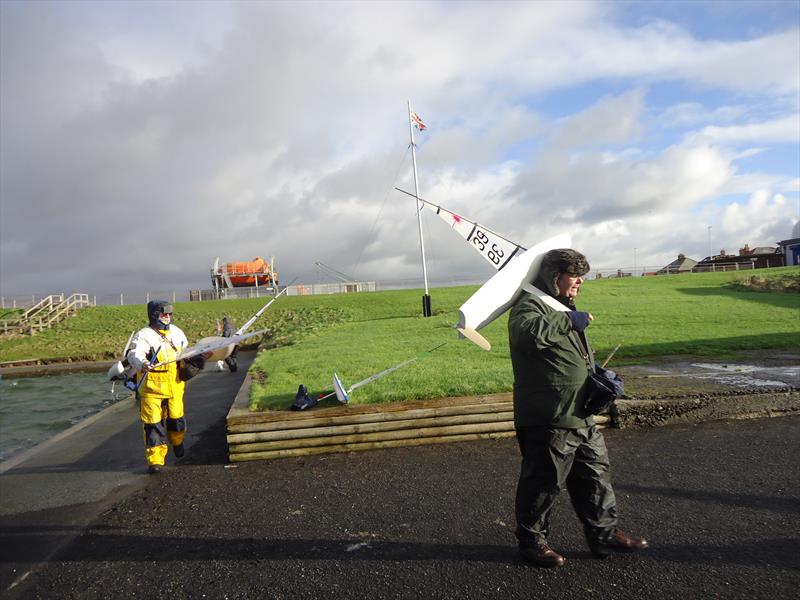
[589,529,649,558]
[518,544,565,568]
[291,384,316,410]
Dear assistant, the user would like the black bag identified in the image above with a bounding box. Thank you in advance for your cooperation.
[179,354,206,381]
[584,365,624,415]
[290,384,317,411]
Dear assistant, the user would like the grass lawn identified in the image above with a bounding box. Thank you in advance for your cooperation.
[1,267,797,411]
[248,267,799,411]
[0,299,348,363]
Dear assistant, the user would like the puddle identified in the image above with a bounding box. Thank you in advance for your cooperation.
[623,360,800,396]
[690,374,789,388]
[691,363,761,373]
[689,363,797,389]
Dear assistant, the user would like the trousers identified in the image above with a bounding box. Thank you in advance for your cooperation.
[515,425,618,547]
[140,394,186,466]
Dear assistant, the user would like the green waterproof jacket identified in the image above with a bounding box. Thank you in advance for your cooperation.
[508,286,596,429]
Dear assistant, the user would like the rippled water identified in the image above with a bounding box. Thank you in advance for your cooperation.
[0,372,121,462]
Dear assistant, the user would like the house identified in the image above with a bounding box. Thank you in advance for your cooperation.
[657,253,698,275]
[776,221,800,266]
[693,244,781,272]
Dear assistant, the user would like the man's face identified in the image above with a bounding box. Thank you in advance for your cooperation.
[158,311,172,324]
[556,273,585,299]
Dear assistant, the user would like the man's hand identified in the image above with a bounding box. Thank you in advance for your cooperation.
[567,311,593,332]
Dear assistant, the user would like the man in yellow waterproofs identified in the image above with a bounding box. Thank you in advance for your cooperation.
[127,300,203,474]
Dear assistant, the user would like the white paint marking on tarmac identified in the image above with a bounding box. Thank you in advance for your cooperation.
[345,542,371,552]
[7,570,30,590]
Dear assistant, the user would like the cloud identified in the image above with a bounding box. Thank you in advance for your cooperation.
[0,1,798,300]
[719,191,794,246]
[687,115,800,145]
[660,102,750,127]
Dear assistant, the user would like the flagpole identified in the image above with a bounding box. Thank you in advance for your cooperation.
[408,99,432,317]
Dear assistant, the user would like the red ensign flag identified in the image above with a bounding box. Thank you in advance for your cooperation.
[410,111,427,131]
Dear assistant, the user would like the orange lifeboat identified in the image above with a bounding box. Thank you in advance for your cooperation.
[212,256,278,288]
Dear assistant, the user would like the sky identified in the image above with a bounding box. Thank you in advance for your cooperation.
[1,0,798,301]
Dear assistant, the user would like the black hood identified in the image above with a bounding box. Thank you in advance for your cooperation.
[147,300,173,329]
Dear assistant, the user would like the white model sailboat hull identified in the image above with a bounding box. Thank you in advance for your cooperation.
[457,233,571,349]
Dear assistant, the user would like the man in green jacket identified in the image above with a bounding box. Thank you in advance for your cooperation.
[508,248,648,568]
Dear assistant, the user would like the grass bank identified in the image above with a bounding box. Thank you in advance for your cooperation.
[1,268,797,411]
[248,267,799,411]
[0,300,348,363]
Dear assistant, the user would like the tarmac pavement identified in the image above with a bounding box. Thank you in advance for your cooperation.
[0,352,255,594]
[1,351,799,599]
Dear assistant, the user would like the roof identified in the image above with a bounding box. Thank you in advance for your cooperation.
[657,255,697,273]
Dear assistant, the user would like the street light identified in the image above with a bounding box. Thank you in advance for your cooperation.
[633,247,637,276]
[707,226,712,260]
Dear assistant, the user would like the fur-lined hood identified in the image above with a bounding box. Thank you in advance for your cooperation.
[534,249,590,297]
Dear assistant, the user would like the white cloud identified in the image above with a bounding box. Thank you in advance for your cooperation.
[0,1,798,299]
[720,191,793,243]
[660,102,750,127]
[688,115,800,145]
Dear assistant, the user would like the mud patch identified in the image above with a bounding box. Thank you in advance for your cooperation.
[615,391,800,429]
[616,352,799,400]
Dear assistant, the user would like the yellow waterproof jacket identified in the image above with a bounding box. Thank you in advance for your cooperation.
[127,325,189,400]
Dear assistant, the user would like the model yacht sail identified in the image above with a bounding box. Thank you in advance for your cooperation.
[394,188,569,350]
[395,187,526,271]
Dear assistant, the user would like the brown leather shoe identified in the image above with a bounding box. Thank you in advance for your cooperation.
[590,529,649,558]
[518,544,566,568]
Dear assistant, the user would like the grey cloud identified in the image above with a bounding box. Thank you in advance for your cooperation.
[1,1,797,300]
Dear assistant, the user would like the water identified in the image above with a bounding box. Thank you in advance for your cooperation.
[0,372,122,462]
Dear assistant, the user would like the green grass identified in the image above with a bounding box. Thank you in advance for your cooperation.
[249,267,800,411]
[1,267,797,412]
[0,299,348,363]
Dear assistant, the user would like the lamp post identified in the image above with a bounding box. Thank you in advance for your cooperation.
[633,247,637,276]
[707,226,712,260]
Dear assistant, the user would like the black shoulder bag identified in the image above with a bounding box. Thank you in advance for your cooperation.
[584,365,625,415]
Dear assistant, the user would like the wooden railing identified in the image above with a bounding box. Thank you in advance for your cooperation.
[0,293,92,335]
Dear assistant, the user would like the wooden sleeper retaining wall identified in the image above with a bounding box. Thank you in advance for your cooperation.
[226,374,609,462]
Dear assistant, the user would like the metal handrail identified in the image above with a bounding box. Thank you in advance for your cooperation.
[0,293,91,335]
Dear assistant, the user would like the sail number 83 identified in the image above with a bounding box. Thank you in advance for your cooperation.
[471,230,504,265]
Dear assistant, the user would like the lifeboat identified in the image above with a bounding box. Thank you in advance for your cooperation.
[212,256,278,288]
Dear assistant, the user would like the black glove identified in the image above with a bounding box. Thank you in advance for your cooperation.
[567,311,592,332]
[185,354,206,370]
[178,354,207,381]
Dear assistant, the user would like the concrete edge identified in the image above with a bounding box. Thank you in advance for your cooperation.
[228,372,254,418]
[0,395,136,475]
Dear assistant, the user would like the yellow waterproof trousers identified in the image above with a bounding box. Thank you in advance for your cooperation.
[140,394,186,466]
